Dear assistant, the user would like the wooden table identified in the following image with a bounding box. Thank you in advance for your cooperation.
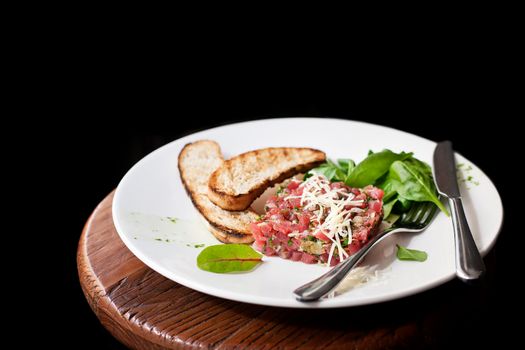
[78,192,492,349]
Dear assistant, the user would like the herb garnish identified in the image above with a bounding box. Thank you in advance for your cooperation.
[166,216,177,224]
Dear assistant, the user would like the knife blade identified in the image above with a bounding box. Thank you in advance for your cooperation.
[433,140,460,198]
[432,140,485,282]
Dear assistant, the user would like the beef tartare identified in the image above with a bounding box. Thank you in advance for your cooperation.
[250,174,384,266]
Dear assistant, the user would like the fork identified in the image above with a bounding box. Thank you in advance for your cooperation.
[293,201,438,302]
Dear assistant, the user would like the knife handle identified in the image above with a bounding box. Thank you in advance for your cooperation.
[449,197,486,281]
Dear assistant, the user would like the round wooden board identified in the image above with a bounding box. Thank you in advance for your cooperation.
[78,192,491,349]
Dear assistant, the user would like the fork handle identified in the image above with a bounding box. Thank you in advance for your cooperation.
[293,229,391,301]
[449,197,485,281]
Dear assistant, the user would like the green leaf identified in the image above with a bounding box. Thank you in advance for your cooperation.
[387,159,449,215]
[396,244,428,262]
[346,160,356,177]
[338,159,356,179]
[382,198,397,219]
[379,178,397,202]
[303,171,314,180]
[337,158,350,170]
[327,159,346,181]
[384,213,400,225]
[306,165,333,181]
[394,195,412,212]
[337,158,356,177]
[197,244,263,273]
[346,150,413,188]
[315,166,337,181]
[306,159,348,182]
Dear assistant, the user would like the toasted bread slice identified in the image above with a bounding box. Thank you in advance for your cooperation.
[208,147,326,210]
[178,140,257,244]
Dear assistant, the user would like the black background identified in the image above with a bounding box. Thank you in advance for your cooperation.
[48,77,519,348]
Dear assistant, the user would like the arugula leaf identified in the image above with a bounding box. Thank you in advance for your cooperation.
[346,150,413,188]
[346,160,356,177]
[337,159,356,178]
[303,170,314,181]
[197,244,263,273]
[387,159,449,215]
[306,158,348,182]
[305,164,334,181]
[396,244,428,262]
[338,159,351,171]
[313,165,337,181]
[327,159,346,180]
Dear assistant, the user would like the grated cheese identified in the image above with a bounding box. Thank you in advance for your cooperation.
[285,174,364,266]
[329,265,387,297]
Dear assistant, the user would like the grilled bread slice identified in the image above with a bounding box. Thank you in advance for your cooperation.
[208,147,326,210]
[178,140,257,243]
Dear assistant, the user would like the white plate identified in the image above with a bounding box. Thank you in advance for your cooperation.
[113,118,503,308]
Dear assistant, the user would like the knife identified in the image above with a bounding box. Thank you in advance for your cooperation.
[433,141,485,282]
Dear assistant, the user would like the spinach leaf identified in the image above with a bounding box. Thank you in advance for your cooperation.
[395,195,413,212]
[197,244,263,273]
[396,244,428,262]
[384,213,400,225]
[346,150,413,188]
[387,159,449,215]
[379,178,397,202]
[382,198,397,219]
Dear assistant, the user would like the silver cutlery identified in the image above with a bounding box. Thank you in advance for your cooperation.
[293,201,438,302]
[433,140,485,282]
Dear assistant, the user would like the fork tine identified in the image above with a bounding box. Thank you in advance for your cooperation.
[422,203,438,226]
[400,202,424,223]
[295,197,440,302]
[414,202,435,225]
[400,205,415,223]
[413,202,431,223]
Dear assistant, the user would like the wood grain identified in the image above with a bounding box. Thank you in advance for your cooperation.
[78,192,490,349]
